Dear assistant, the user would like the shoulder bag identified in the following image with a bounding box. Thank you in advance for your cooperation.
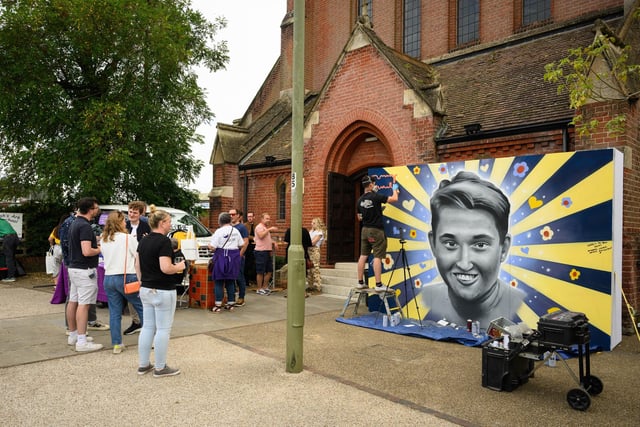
[123,235,141,294]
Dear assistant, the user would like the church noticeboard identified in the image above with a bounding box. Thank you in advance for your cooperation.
[369,149,623,350]
[0,212,24,239]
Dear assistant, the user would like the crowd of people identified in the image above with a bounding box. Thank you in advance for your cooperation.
[37,197,328,379]
[208,209,327,305]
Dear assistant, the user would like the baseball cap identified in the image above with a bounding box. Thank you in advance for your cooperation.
[362,175,375,186]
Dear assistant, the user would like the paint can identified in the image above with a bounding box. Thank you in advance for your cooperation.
[472,321,480,335]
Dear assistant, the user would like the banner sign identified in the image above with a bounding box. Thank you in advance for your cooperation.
[0,212,23,239]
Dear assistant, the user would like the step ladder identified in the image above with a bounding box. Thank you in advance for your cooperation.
[339,287,402,319]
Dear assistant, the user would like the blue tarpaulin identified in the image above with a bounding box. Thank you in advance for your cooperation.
[336,313,489,347]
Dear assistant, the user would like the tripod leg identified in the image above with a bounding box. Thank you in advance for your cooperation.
[399,245,423,327]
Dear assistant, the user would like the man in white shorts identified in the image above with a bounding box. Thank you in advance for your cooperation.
[66,197,104,352]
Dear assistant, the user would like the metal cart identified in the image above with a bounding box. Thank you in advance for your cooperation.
[482,311,603,411]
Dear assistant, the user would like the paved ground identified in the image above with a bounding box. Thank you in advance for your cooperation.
[1,272,639,426]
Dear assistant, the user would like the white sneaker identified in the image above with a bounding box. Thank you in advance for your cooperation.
[374,285,387,292]
[75,341,103,352]
[67,336,94,346]
[112,344,125,354]
[355,282,367,289]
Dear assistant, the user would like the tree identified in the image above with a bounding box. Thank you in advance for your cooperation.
[0,0,228,210]
[544,9,640,137]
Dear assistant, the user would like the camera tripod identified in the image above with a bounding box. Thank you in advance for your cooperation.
[376,235,423,327]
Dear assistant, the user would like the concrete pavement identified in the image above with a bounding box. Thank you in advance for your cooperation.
[1,276,639,426]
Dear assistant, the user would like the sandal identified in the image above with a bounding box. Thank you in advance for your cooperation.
[211,306,222,313]
[224,305,235,312]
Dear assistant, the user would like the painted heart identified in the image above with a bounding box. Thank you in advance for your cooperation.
[480,163,489,172]
[528,196,543,209]
[402,199,416,212]
[521,247,529,254]
[393,226,400,235]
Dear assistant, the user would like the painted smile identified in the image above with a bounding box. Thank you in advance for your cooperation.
[453,273,478,285]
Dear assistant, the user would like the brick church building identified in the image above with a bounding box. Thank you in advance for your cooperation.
[209,1,639,328]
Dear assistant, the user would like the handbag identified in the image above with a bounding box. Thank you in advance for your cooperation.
[45,247,60,276]
[124,280,141,294]
[123,235,141,294]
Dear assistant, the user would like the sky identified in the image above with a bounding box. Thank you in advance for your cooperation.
[189,0,286,194]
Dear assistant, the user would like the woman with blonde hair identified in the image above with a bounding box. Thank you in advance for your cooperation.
[308,217,326,293]
[100,210,143,354]
[135,205,186,377]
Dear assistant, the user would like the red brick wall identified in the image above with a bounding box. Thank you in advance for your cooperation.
[574,100,640,326]
[554,0,622,22]
[436,129,567,161]
[293,0,624,97]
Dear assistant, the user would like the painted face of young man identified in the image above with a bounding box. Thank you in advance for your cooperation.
[428,206,511,302]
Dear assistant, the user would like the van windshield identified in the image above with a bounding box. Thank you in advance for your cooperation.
[171,213,211,237]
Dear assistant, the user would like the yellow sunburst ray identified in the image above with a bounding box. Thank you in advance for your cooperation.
[488,157,513,185]
[509,152,574,211]
[383,204,428,233]
[507,265,611,334]
[510,242,613,272]
[511,162,613,235]
[517,302,542,330]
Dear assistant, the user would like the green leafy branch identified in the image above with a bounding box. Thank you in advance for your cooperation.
[544,12,640,137]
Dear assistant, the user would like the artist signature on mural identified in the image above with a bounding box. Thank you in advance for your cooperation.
[586,241,612,254]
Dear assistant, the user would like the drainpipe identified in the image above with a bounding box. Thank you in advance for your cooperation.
[562,125,569,152]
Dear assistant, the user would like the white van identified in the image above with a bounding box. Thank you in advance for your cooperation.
[97,205,212,263]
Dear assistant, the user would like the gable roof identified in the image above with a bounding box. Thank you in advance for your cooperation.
[305,23,445,121]
[434,16,624,139]
[359,25,445,115]
[213,92,317,167]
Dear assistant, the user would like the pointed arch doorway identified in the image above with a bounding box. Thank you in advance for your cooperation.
[326,126,392,264]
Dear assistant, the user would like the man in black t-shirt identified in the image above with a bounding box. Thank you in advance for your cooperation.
[356,175,399,291]
[66,197,104,352]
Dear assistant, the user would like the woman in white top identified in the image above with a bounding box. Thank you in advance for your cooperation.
[208,212,244,312]
[100,210,143,354]
[308,217,326,292]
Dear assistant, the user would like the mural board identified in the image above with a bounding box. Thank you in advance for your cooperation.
[369,149,622,350]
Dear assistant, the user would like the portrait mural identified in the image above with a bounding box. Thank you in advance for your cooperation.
[368,149,623,350]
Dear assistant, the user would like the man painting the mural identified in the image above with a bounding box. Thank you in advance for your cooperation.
[420,171,524,328]
[356,175,400,291]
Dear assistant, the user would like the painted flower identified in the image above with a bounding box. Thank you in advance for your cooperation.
[569,268,581,281]
[413,165,421,175]
[409,229,417,239]
[414,278,422,288]
[540,225,554,241]
[509,279,518,288]
[561,197,573,208]
[513,161,529,178]
[439,164,447,174]
[383,254,394,270]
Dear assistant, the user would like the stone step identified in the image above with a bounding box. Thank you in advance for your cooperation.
[319,263,358,299]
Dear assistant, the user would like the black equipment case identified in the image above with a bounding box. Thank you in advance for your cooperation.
[481,339,533,392]
[537,311,589,349]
